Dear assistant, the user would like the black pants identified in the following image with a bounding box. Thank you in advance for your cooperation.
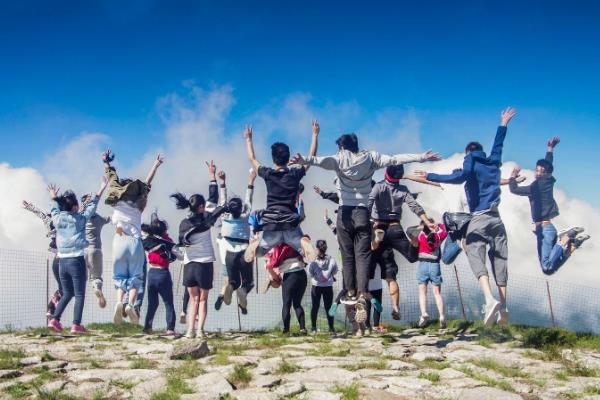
[144,268,176,331]
[377,224,418,263]
[310,286,334,331]
[337,206,371,294]
[281,269,307,331]
[366,289,383,328]
[52,256,63,293]
[225,251,254,292]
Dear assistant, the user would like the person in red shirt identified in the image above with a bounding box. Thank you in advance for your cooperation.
[416,220,448,329]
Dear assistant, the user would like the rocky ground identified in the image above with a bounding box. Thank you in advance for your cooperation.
[2,322,600,400]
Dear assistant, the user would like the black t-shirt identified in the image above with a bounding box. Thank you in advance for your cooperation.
[258,165,305,220]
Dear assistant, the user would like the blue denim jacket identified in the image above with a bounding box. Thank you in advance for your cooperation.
[51,196,99,256]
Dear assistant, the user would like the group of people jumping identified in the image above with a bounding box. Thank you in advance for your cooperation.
[23,107,590,338]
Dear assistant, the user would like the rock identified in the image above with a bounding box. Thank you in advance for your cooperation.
[41,380,67,393]
[274,381,305,397]
[250,374,281,388]
[438,368,467,380]
[40,361,68,370]
[285,368,357,385]
[458,387,523,400]
[385,376,432,390]
[382,346,411,359]
[0,370,22,379]
[16,374,38,384]
[410,352,445,362]
[67,368,161,384]
[190,372,233,398]
[131,376,168,399]
[19,356,41,366]
[234,388,278,400]
[388,360,417,370]
[170,340,210,360]
[299,391,342,400]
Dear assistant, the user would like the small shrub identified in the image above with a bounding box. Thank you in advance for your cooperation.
[274,360,300,374]
[227,364,252,389]
[332,383,360,400]
[0,348,25,369]
[130,357,157,369]
[418,371,440,383]
[522,327,577,349]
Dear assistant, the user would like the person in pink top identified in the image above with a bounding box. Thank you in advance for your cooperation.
[416,220,448,329]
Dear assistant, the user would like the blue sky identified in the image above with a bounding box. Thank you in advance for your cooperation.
[1,0,599,206]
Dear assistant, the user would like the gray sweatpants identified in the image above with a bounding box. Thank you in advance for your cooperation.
[85,247,104,290]
[464,212,508,286]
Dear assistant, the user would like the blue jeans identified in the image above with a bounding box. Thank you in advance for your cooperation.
[441,234,462,265]
[53,256,87,325]
[259,227,304,255]
[112,235,145,291]
[536,223,568,275]
[135,259,148,307]
[144,268,175,331]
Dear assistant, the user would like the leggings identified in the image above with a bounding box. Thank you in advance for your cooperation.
[366,289,383,328]
[310,286,334,331]
[281,269,307,332]
[144,268,176,331]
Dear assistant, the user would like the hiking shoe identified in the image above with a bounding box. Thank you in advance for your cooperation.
[47,319,63,333]
[237,288,248,309]
[497,308,509,325]
[223,284,233,305]
[113,303,124,324]
[355,298,368,325]
[340,294,358,305]
[558,226,585,239]
[391,309,401,320]
[142,327,153,335]
[95,288,107,309]
[328,303,338,317]
[371,297,383,314]
[125,305,139,325]
[483,300,501,327]
[214,296,224,311]
[439,318,447,329]
[418,315,430,328]
[301,238,317,262]
[572,234,591,249]
[238,304,248,315]
[179,312,187,324]
[243,238,260,263]
[310,328,318,335]
[70,324,86,334]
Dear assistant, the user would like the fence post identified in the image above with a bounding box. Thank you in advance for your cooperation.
[46,255,50,326]
[546,280,556,328]
[236,296,242,332]
[255,259,259,294]
[454,265,468,322]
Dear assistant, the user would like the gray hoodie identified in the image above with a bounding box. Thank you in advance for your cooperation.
[368,180,424,221]
[305,150,426,207]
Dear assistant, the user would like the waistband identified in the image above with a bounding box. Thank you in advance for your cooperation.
[374,219,401,225]
[534,220,552,226]
[148,264,169,270]
[224,236,250,244]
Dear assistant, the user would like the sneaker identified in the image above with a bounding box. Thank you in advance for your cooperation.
[179,312,187,325]
[237,288,248,309]
[47,319,63,333]
[185,328,196,339]
[196,329,206,339]
[238,304,248,315]
[134,305,141,318]
[310,328,318,335]
[70,324,86,334]
[299,328,308,336]
[483,300,501,327]
[243,238,260,263]
[214,295,224,311]
[572,234,591,249]
[391,309,401,321]
[355,327,364,338]
[223,285,233,305]
[165,330,180,337]
[497,308,509,325]
[328,329,336,336]
[374,229,385,242]
[418,315,430,328]
[405,225,422,242]
[354,298,368,325]
[374,325,387,334]
[113,302,124,324]
[95,288,107,309]
[328,303,338,317]
[340,294,358,305]
[142,327,152,335]
[300,238,317,263]
[371,297,383,314]
[439,318,447,329]
[558,226,585,239]
[125,305,139,325]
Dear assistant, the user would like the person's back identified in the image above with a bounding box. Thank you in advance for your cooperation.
[462,144,503,213]
[258,165,305,229]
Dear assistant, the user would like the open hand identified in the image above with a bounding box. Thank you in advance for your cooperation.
[47,184,60,199]
[312,120,320,136]
[101,148,114,163]
[22,200,32,209]
[289,153,305,165]
[516,175,526,183]
[547,136,560,149]
[313,185,322,195]
[501,107,517,127]
[217,171,226,182]
[413,170,428,179]
[422,149,441,162]
[511,165,522,178]
[243,125,253,140]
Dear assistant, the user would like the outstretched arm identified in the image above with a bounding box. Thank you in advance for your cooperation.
[243,168,257,216]
[508,166,532,196]
[490,107,517,163]
[244,125,261,171]
[372,149,441,169]
[22,200,51,225]
[206,161,218,211]
[96,176,109,198]
[403,175,442,188]
[145,154,164,185]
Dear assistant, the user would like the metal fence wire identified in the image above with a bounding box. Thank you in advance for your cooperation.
[1,247,599,334]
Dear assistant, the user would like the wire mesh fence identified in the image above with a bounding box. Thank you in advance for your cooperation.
[1,247,599,334]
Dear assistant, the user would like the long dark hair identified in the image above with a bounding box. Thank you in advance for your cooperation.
[142,212,168,236]
[170,192,205,213]
[56,190,78,212]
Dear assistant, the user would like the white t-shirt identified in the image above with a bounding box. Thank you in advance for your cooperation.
[184,231,215,264]
[111,201,142,238]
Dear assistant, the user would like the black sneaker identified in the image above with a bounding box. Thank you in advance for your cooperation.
[215,295,224,311]
[134,305,141,318]
[572,234,590,249]
[558,227,585,240]
[299,328,308,336]
[238,304,248,315]
[391,309,401,320]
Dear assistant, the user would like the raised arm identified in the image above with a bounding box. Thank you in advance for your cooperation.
[81,195,99,220]
[546,136,560,165]
[205,161,219,211]
[244,125,261,171]
[490,107,517,163]
[300,120,320,172]
[46,184,61,217]
[96,176,109,198]
[217,170,227,207]
[508,166,532,196]
[145,154,164,185]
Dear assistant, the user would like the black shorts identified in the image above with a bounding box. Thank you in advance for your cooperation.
[371,246,398,280]
[183,262,214,290]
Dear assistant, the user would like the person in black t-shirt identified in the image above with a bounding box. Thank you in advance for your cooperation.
[242,125,317,263]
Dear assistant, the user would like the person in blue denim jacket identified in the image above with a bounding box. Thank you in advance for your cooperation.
[46,178,106,334]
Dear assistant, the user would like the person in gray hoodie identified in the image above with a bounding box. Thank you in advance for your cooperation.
[308,239,338,334]
[292,122,440,320]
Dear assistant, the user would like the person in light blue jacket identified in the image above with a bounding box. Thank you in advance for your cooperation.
[46,178,106,334]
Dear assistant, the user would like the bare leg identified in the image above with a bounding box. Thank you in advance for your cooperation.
[117,288,125,303]
[387,279,400,313]
[197,289,209,334]
[128,288,138,306]
[497,285,507,307]
[432,285,445,320]
[418,284,428,316]
[187,286,200,334]
[478,275,497,305]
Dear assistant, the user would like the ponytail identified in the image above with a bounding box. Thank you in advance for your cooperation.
[170,192,205,213]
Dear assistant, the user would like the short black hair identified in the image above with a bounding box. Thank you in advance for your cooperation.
[336,133,359,153]
[536,159,554,174]
[386,164,405,179]
[271,142,290,166]
[465,141,483,154]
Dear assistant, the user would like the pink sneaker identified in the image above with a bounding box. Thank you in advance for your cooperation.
[47,319,64,332]
[70,324,86,334]
[165,330,180,337]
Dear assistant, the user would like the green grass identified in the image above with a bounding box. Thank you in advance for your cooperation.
[470,358,529,378]
[87,322,142,336]
[332,383,360,400]
[3,383,30,398]
[306,343,350,357]
[585,386,600,395]
[457,366,515,392]
[110,379,136,390]
[130,357,158,369]
[227,364,252,389]
[88,359,107,369]
[554,370,570,381]
[274,360,300,374]
[33,387,80,400]
[0,348,25,369]
[418,371,440,383]
[342,357,388,371]
[165,359,205,379]
[415,359,451,370]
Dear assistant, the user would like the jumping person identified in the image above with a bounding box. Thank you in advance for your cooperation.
[243,125,316,263]
[308,240,337,334]
[416,219,448,329]
[509,136,589,274]
[292,120,441,324]
[172,161,228,339]
[102,148,163,325]
[141,212,182,336]
[416,107,517,326]
[215,168,257,314]
[368,164,437,321]
[46,180,103,333]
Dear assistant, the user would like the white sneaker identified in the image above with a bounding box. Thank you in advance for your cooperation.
[418,315,430,328]
[95,288,107,309]
[497,308,509,325]
[185,327,196,339]
[196,329,206,339]
[483,300,501,327]
[223,284,233,306]
[113,302,124,324]
[125,305,139,325]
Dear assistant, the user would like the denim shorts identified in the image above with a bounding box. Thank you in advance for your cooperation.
[417,261,443,286]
